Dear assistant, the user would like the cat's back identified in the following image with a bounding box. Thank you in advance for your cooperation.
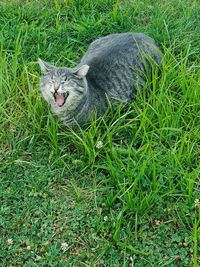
[79,32,162,102]
[80,32,161,66]
[83,32,135,60]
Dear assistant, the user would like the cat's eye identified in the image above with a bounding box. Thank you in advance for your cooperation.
[51,76,55,83]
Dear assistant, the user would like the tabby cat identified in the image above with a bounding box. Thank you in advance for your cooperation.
[39,32,162,124]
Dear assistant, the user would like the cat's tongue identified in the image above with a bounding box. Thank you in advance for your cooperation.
[55,93,65,107]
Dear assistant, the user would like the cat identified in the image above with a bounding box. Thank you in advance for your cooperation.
[39,32,162,125]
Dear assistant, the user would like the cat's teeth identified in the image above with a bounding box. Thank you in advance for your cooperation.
[54,93,65,107]
[54,92,69,107]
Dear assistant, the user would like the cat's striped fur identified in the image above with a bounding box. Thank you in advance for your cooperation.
[39,32,162,124]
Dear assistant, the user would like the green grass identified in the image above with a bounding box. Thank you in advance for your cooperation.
[0,0,200,266]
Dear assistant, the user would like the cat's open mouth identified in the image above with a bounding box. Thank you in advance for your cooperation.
[54,92,69,107]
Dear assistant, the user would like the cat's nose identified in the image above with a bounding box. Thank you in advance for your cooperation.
[54,84,60,92]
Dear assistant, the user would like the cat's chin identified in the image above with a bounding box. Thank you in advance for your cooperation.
[55,103,65,108]
[52,104,74,118]
[52,104,66,115]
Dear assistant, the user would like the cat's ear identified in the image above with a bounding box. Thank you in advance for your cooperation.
[38,58,54,73]
[74,65,90,78]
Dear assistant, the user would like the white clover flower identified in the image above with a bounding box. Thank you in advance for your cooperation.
[194,199,200,207]
[104,216,108,221]
[35,255,42,261]
[7,238,13,246]
[61,242,69,252]
[95,141,103,149]
[155,220,162,225]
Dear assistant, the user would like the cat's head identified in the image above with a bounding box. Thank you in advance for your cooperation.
[38,59,89,116]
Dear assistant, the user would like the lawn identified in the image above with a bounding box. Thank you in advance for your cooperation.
[0,0,200,266]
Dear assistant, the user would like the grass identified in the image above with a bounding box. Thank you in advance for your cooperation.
[0,0,200,266]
